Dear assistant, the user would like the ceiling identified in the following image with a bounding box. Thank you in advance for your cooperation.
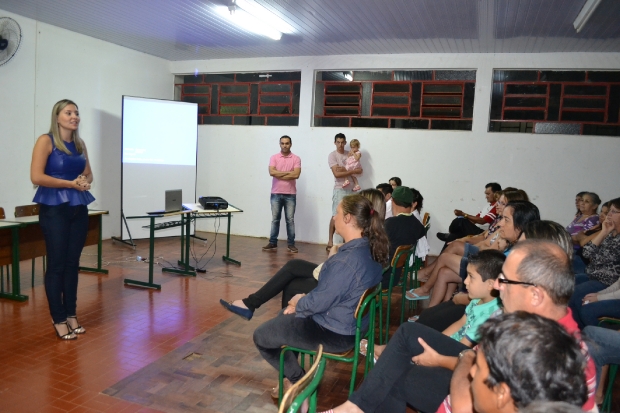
[1,0,620,61]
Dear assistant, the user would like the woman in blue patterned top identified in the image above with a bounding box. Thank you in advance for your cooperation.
[30,99,95,340]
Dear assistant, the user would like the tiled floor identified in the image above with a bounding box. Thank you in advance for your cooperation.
[0,233,388,413]
[1,233,619,412]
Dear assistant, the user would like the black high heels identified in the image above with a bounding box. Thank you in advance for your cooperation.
[53,321,77,340]
[67,316,86,334]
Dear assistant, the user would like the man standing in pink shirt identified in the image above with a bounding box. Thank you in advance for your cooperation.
[263,136,302,253]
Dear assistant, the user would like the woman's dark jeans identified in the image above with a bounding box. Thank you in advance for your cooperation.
[253,312,355,383]
[39,203,88,324]
[243,259,318,311]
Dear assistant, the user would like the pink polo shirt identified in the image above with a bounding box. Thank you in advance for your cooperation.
[270,152,301,194]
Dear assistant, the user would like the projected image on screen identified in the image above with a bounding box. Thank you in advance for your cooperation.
[121,96,198,240]
[123,97,197,166]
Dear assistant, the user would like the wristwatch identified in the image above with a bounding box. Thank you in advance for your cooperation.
[464,213,468,218]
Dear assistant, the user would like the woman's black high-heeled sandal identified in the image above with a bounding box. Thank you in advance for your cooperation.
[67,316,86,334]
[53,321,77,340]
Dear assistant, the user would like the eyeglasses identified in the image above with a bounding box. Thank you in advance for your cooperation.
[497,273,536,287]
[608,209,620,215]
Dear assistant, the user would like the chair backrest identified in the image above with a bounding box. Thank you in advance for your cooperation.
[279,345,326,413]
[354,285,381,320]
[423,214,431,235]
[422,212,430,226]
[390,244,412,269]
[15,204,40,217]
[0,207,5,219]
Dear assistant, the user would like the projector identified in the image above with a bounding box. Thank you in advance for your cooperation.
[199,196,228,210]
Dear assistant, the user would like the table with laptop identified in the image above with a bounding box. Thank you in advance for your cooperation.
[124,190,243,290]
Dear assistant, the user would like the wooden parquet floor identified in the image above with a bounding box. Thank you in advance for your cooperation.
[1,232,618,412]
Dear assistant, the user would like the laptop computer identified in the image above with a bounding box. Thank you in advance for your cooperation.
[147,189,186,215]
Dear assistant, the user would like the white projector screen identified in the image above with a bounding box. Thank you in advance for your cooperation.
[121,96,198,240]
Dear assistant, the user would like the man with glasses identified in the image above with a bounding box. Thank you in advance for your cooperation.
[323,240,596,413]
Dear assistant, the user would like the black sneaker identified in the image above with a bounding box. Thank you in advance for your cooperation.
[262,243,277,251]
[436,232,451,242]
[287,245,298,253]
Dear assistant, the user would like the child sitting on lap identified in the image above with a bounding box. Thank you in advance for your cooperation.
[342,139,362,192]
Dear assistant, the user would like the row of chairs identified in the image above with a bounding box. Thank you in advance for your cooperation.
[276,215,431,411]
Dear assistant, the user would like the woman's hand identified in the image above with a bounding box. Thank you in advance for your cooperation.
[454,209,465,217]
[411,338,442,367]
[601,215,614,235]
[71,176,90,191]
[328,244,342,258]
[582,293,599,304]
[284,294,306,314]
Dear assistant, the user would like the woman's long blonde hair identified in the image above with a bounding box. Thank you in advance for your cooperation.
[49,99,84,155]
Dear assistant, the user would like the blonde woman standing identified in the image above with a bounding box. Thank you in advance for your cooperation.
[31,99,95,340]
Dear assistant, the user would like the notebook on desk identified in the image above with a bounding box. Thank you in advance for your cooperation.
[146,189,189,215]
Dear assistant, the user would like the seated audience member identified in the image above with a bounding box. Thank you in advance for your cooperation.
[252,194,387,394]
[583,325,620,403]
[408,190,527,298]
[407,201,539,307]
[566,192,601,247]
[414,220,573,330]
[389,177,402,189]
[575,201,610,247]
[381,186,425,289]
[437,182,502,243]
[322,240,596,413]
[574,191,588,217]
[364,250,504,358]
[219,189,385,320]
[572,200,610,274]
[410,187,430,261]
[375,183,393,219]
[579,275,620,327]
[449,312,588,413]
[569,197,620,329]
[437,189,527,260]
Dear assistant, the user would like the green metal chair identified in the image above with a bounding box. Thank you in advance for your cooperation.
[278,284,381,400]
[278,345,326,413]
[378,245,414,344]
[14,204,46,287]
[598,317,620,413]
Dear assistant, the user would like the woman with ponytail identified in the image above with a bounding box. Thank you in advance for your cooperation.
[220,189,386,320]
[253,194,388,393]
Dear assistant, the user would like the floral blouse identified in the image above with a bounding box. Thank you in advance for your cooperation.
[583,233,620,286]
[566,215,599,236]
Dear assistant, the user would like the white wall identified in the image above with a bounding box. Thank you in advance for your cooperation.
[0,9,172,238]
[171,53,620,254]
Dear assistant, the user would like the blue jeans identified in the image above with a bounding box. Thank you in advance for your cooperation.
[269,194,296,246]
[39,203,89,324]
[569,278,607,329]
[583,326,620,381]
[579,299,620,328]
[253,312,355,383]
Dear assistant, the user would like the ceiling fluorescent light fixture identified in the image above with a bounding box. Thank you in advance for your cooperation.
[217,0,293,41]
[573,0,602,33]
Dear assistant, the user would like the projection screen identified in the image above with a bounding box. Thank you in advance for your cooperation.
[121,96,197,240]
